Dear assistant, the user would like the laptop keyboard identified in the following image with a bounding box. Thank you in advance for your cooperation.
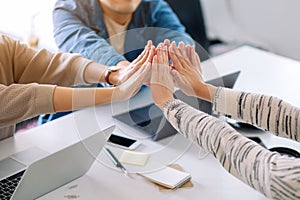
[0,170,25,200]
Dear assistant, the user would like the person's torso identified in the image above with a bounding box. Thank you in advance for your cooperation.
[65,0,176,61]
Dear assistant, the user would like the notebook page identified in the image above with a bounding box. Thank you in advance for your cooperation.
[139,166,191,189]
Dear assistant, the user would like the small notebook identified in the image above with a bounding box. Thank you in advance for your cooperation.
[119,150,149,166]
[139,166,191,189]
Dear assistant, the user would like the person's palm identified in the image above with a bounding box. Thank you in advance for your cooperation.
[169,43,204,97]
[113,62,151,101]
[115,41,154,85]
[150,44,174,107]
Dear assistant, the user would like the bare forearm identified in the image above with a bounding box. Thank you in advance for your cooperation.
[53,86,114,112]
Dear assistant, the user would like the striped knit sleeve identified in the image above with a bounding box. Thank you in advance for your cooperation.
[163,99,300,200]
[213,87,300,141]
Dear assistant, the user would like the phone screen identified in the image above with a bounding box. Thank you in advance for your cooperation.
[108,134,136,148]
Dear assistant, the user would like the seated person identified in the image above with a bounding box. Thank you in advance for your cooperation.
[149,42,300,200]
[0,35,152,141]
[50,0,195,122]
[52,0,194,67]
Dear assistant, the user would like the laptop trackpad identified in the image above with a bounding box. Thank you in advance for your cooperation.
[0,147,49,180]
[0,157,26,180]
[10,146,49,166]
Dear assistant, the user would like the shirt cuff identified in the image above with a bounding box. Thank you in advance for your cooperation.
[162,99,183,116]
[212,87,241,118]
[73,57,94,85]
[35,85,57,115]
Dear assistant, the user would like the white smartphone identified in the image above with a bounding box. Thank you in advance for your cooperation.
[107,133,141,150]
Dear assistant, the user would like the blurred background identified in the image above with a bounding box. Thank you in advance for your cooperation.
[0,0,57,51]
[1,0,299,132]
[0,0,299,60]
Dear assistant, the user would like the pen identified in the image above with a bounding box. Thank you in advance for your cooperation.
[104,146,128,175]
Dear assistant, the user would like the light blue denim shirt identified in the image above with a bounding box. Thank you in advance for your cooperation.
[53,0,194,66]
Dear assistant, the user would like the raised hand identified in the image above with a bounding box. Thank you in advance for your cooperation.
[110,40,154,85]
[150,43,174,107]
[112,63,150,102]
[168,42,215,101]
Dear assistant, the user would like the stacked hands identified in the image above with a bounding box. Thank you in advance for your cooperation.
[113,39,216,107]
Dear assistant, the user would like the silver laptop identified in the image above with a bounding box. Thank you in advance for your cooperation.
[0,125,115,200]
[113,71,241,141]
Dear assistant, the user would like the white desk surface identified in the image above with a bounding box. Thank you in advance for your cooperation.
[2,45,300,200]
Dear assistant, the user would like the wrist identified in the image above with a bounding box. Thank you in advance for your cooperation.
[95,87,115,105]
[158,97,175,109]
[154,94,174,109]
[104,66,121,86]
[195,84,217,102]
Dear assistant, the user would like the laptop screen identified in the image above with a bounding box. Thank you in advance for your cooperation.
[113,71,241,141]
[11,126,114,200]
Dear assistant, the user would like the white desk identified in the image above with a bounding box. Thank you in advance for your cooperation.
[2,46,300,200]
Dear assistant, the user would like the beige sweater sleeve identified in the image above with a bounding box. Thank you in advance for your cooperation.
[0,35,93,138]
[10,38,92,86]
[0,84,55,127]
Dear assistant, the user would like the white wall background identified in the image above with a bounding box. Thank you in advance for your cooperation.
[0,0,57,51]
[201,0,300,61]
[1,0,300,61]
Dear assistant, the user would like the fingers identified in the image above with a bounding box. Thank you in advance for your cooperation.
[169,42,181,70]
[192,46,201,66]
[155,43,169,69]
[187,45,197,66]
[186,45,192,63]
[162,45,168,66]
[156,43,164,67]
[188,45,202,74]
[147,40,153,47]
[145,46,155,63]
[134,47,150,66]
[131,40,153,65]
[150,53,174,107]
[126,62,151,91]
[137,44,156,66]
[128,45,154,81]
[178,42,186,57]
[117,41,204,101]
[186,45,194,65]
[126,41,201,88]
[163,39,170,47]
[151,55,158,83]
[169,42,189,73]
